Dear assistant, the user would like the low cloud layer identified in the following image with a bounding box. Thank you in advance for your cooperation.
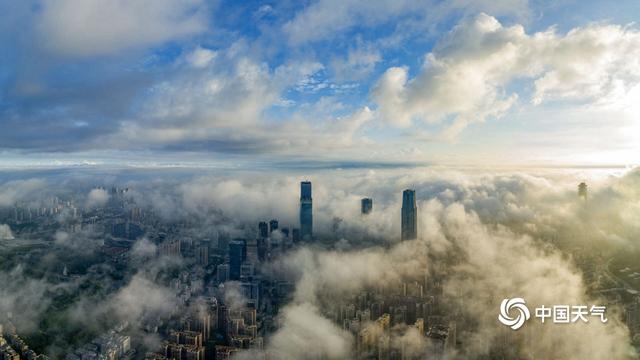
[1,166,640,358]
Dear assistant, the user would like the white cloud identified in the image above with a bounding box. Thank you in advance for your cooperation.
[86,188,109,208]
[283,0,426,45]
[130,237,158,260]
[111,275,177,320]
[532,24,640,104]
[268,303,353,359]
[330,43,381,81]
[3,166,640,357]
[372,14,640,140]
[185,46,217,68]
[0,224,14,240]
[0,179,46,207]
[283,0,530,45]
[37,0,208,57]
[0,266,52,332]
[240,167,640,359]
[99,47,375,157]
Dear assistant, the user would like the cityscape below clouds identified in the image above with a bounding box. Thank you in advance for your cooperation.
[1,1,640,359]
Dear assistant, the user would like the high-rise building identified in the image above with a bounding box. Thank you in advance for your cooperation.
[361,198,373,215]
[245,239,258,264]
[578,182,588,201]
[258,221,268,238]
[269,219,279,233]
[257,238,267,262]
[216,264,229,283]
[229,239,247,280]
[196,241,209,266]
[300,181,313,240]
[217,232,230,252]
[401,189,417,241]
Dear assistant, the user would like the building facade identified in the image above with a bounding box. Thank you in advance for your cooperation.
[300,181,313,240]
[401,189,417,241]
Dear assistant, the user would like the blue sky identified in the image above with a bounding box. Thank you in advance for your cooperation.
[1,0,639,168]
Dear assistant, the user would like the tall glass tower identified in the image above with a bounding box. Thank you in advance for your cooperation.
[401,189,417,240]
[229,239,246,280]
[300,181,313,240]
[361,198,373,214]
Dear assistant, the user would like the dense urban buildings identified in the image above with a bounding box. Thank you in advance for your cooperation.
[2,0,640,358]
[2,173,640,359]
[0,181,439,359]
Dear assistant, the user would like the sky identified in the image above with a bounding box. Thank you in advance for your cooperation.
[1,0,640,169]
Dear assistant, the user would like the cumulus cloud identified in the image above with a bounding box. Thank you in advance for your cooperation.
[222,281,248,311]
[0,267,52,332]
[37,0,208,57]
[63,268,181,342]
[268,303,353,359]
[0,179,47,207]
[437,202,631,359]
[0,224,14,240]
[0,265,80,334]
[251,168,639,359]
[3,166,640,358]
[330,42,382,82]
[106,50,361,153]
[373,14,640,139]
[103,43,373,155]
[2,1,637,167]
[185,46,218,68]
[85,188,109,208]
[130,237,158,260]
[110,274,178,321]
[178,177,299,224]
[283,0,529,44]
[53,230,103,253]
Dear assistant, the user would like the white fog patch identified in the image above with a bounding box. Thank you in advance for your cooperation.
[0,224,14,240]
[85,188,109,208]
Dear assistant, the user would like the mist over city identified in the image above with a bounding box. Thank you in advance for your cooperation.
[2,0,640,359]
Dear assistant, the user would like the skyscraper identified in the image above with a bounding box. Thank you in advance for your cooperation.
[578,182,588,201]
[229,239,246,280]
[258,221,268,238]
[361,198,373,215]
[300,181,313,240]
[269,219,279,233]
[401,189,417,241]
